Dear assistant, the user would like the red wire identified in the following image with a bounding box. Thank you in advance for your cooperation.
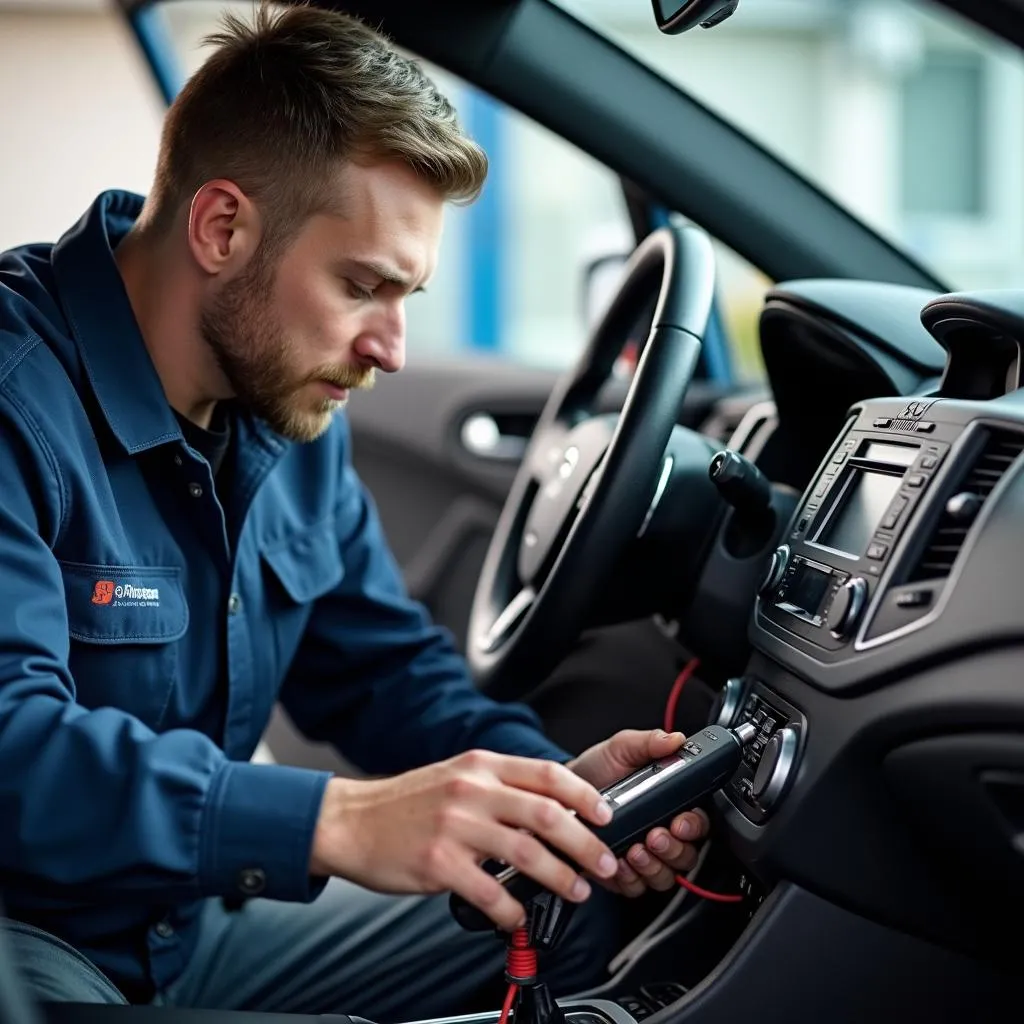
[498,982,517,1024]
[675,873,744,903]
[662,657,743,904]
[664,657,700,732]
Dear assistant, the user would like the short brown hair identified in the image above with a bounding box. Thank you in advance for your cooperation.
[146,1,487,244]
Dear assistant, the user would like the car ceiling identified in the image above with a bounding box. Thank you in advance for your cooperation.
[936,0,1024,49]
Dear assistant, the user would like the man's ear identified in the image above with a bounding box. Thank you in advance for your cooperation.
[187,180,262,276]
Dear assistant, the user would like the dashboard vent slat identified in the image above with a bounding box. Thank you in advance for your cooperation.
[908,429,1024,583]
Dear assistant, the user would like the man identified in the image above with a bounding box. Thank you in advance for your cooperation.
[0,3,709,1018]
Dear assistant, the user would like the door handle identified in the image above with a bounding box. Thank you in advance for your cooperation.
[459,412,530,460]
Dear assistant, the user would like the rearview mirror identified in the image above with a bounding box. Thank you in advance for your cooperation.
[652,0,739,35]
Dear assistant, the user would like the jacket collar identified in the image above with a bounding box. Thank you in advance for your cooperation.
[51,190,184,455]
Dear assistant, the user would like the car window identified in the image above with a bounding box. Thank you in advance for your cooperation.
[557,0,1024,295]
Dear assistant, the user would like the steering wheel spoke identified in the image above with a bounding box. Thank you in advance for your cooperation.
[476,587,537,654]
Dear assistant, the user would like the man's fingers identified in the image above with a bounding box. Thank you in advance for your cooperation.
[487,787,618,885]
[626,842,678,891]
[670,808,710,843]
[462,814,603,906]
[480,751,612,827]
[614,858,647,898]
[645,827,698,873]
[608,729,685,773]
[451,861,528,932]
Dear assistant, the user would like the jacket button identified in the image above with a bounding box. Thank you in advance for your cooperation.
[173,454,183,467]
[154,920,174,939]
[237,867,266,896]
[227,593,242,615]
[188,483,203,498]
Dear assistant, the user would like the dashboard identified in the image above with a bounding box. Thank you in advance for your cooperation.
[695,281,1024,981]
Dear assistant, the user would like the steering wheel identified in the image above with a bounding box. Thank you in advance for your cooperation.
[468,223,716,700]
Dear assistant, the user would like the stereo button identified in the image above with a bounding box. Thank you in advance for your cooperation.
[751,727,799,810]
[827,577,868,640]
[866,541,888,560]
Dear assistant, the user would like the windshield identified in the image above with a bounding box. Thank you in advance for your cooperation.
[558,0,1024,292]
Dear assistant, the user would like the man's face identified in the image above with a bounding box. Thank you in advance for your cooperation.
[200,160,443,442]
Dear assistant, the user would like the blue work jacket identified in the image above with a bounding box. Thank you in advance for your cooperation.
[0,191,565,1000]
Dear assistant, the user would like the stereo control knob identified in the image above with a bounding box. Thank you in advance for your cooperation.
[751,726,798,810]
[758,544,790,597]
[826,577,868,640]
[712,676,745,728]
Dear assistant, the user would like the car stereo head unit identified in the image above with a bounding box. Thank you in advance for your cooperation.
[757,416,950,651]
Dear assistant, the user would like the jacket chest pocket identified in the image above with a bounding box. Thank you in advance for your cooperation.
[260,521,345,667]
[59,562,189,729]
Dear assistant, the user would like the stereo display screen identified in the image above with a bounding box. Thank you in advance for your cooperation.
[815,469,903,557]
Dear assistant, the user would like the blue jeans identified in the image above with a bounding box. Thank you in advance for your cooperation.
[7,880,618,1021]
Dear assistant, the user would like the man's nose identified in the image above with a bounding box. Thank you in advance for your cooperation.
[352,328,405,374]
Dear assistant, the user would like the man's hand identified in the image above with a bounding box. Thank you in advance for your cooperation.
[567,729,710,897]
[309,749,621,931]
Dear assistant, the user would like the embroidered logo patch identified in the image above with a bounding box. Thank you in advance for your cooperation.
[91,580,161,608]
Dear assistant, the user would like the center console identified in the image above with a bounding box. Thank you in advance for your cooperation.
[755,402,955,657]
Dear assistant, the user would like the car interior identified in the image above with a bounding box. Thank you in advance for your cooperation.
[3,0,1024,1021]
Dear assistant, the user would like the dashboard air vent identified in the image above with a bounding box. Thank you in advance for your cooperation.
[908,429,1024,582]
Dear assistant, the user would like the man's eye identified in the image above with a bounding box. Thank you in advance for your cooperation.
[347,280,375,301]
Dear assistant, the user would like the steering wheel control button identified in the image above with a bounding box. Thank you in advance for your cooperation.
[684,741,702,756]
[237,867,266,897]
[826,577,868,640]
[750,727,798,809]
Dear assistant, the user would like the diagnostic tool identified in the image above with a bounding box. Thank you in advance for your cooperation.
[451,723,758,931]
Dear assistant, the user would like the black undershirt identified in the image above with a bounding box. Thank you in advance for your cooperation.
[174,404,235,742]
[175,405,232,480]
